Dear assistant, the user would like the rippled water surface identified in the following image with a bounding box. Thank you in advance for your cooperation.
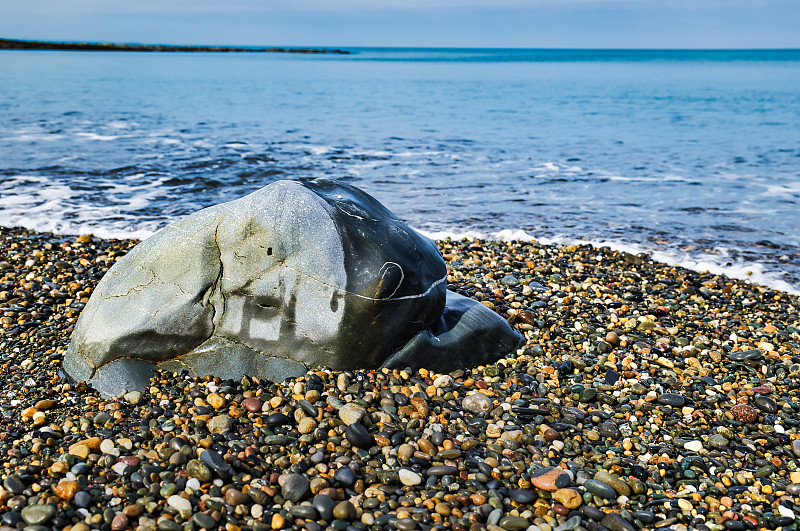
[1,48,799,290]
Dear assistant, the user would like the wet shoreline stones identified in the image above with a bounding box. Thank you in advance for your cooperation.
[1,226,800,531]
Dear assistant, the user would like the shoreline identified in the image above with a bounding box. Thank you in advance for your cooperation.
[1,225,800,531]
[0,38,349,55]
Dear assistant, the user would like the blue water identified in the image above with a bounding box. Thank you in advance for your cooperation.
[1,48,799,291]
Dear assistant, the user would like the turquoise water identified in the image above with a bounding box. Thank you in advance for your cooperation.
[0,48,799,290]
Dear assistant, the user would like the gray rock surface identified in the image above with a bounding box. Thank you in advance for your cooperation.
[64,179,522,396]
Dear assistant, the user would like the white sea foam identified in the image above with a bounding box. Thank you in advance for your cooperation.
[75,132,122,141]
[419,227,800,296]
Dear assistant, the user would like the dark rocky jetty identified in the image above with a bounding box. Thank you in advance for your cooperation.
[0,38,349,54]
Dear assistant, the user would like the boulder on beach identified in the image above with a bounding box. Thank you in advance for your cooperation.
[63,179,522,396]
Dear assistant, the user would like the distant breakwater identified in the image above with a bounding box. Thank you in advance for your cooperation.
[0,38,349,54]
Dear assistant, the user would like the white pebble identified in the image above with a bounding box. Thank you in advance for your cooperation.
[433,375,453,388]
[167,494,192,515]
[684,440,703,452]
[100,439,119,456]
[778,505,795,519]
[185,477,201,491]
[398,468,422,486]
[123,391,143,405]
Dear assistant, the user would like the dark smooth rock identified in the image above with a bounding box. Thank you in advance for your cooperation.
[345,423,371,449]
[263,435,295,446]
[298,399,317,417]
[723,520,745,531]
[509,489,537,504]
[192,513,216,530]
[728,349,763,361]
[313,494,337,521]
[633,511,655,524]
[63,179,521,396]
[200,449,231,475]
[753,396,778,414]
[427,465,458,477]
[282,474,311,502]
[600,513,636,531]
[598,421,621,440]
[289,505,320,520]
[74,491,93,508]
[334,466,356,487]
[1,512,21,526]
[396,518,416,531]
[265,412,293,428]
[582,506,606,521]
[2,475,24,495]
[584,479,617,499]
[657,393,686,407]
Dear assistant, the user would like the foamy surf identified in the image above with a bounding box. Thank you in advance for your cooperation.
[420,228,800,296]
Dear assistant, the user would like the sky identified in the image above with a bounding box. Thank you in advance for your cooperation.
[2,0,799,49]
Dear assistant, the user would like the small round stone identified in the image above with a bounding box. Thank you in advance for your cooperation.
[553,488,583,509]
[730,403,759,422]
[462,393,493,413]
[282,473,311,502]
[332,501,356,521]
[21,505,55,525]
[399,468,422,486]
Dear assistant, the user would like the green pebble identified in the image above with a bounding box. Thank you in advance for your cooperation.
[192,513,217,530]
[21,505,55,525]
[499,516,530,530]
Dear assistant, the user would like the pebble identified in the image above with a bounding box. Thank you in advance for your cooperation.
[333,501,356,520]
[600,513,636,531]
[338,402,365,425]
[462,392,493,413]
[344,422,371,448]
[554,515,581,531]
[584,479,618,499]
[594,471,631,496]
[399,468,422,486]
[2,229,800,531]
[427,465,457,476]
[313,494,337,521]
[167,495,192,516]
[282,473,311,502]
[499,516,530,530]
[683,439,703,452]
[509,489,537,503]
[531,466,571,491]
[21,505,55,525]
[192,513,216,529]
[207,413,232,434]
[657,392,686,407]
[553,488,583,509]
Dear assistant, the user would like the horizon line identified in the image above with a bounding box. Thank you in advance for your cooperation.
[2,37,799,52]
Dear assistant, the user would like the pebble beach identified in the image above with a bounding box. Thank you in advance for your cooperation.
[2,225,800,531]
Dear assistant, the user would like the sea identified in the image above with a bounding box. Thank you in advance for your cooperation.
[1,48,799,293]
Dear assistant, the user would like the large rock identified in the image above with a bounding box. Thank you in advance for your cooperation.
[64,179,522,396]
